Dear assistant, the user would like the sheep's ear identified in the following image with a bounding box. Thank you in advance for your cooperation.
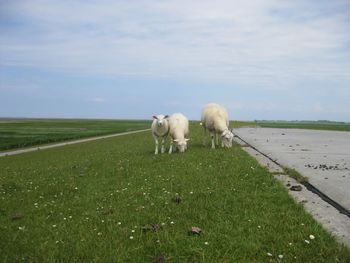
[185,138,190,142]
[153,116,158,120]
[164,115,169,119]
[174,139,179,142]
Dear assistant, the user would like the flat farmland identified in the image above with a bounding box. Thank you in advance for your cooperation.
[0,119,150,151]
[256,121,350,132]
[0,122,349,262]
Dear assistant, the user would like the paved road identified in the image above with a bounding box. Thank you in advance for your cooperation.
[233,127,350,212]
[0,129,150,158]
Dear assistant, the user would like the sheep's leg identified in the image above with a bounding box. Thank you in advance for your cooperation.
[154,137,159,154]
[161,136,166,154]
[215,133,219,146]
[202,127,207,146]
[169,139,173,154]
[211,133,215,149]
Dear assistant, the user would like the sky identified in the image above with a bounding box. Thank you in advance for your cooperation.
[1,0,350,121]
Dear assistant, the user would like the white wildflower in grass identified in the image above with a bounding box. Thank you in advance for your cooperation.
[305,240,310,244]
[56,241,59,244]
[204,242,209,245]
[161,223,166,226]
[69,216,72,219]
[278,255,283,259]
[52,225,57,228]
[190,191,193,194]
[63,217,66,220]
[18,226,25,230]
[258,225,261,229]
[129,236,134,240]
[74,187,78,190]
[267,253,272,257]
[131,230,135,233]
[170,221,174,225]
[97,232,102,236]
[289,242,292,246]
[118,222,122,225]
[309,235,315,240]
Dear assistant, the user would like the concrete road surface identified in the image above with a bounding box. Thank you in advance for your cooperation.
[233,127,350,213]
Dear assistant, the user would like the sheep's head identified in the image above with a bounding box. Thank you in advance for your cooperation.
[221,130,233,148]
[174,138,190,153]
[153,115,169,127]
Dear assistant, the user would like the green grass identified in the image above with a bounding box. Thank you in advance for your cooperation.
[0,118,150,151]
[283,167,309,183]
[0,123,349,262]
[256,120,350,132]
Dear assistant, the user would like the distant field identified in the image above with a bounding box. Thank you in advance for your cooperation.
[232,121,258,128]
[256,121,350,131]
[1,119,347,152]
[1,123,349,262]
[0,119,150,151]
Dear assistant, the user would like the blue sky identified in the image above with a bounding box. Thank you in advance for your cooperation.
[1,0,350,121]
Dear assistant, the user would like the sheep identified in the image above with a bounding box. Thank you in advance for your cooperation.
[151,114,169,154]
[168,113,190,154]
[201,103,233,149]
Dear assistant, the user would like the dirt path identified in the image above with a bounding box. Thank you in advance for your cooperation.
[0,129,150,158]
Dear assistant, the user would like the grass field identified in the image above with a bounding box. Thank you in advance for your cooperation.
[0,123,349,262]
[0,119,150,151]
[256,120,350,131]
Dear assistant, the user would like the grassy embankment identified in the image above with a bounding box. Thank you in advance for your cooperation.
[0,122,349,262]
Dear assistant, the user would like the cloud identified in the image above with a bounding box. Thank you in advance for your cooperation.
[1,1,350,121]
[1,0,350,90]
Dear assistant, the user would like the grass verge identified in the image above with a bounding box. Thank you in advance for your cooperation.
[0,123,349,262]
[282,167,309,184]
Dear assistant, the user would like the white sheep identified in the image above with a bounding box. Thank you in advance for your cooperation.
[201,103,233,149]
[168,113,190,154]
[151,114,169,154]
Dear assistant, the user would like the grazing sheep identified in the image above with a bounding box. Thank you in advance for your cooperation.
[168,113,189,154]
[201,103,233,149]
[151,114,169,154]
